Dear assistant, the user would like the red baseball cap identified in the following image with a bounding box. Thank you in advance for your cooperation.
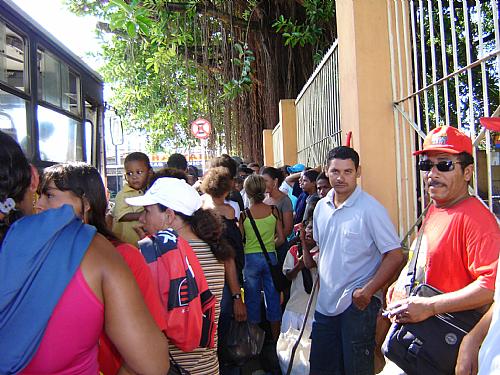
[413,126,473,156]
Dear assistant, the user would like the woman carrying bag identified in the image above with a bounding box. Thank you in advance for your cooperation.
[240,175,285,342]
[126,177,232,375]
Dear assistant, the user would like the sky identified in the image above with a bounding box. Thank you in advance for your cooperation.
[11,0,102,70]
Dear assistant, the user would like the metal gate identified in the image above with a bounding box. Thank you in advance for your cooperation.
[387,0,500,232]
[295,41,342,167]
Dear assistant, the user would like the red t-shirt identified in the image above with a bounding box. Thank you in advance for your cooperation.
[98,242,166,375]
[420,197,499,293]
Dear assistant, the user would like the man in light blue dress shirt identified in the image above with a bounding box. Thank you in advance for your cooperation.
[309,146,404,375]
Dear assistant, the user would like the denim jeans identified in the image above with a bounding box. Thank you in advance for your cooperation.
[309,297,381,375]
[243,252,281,324]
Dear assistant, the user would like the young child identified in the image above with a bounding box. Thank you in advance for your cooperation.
[281,220,318,333]
[112,152,152,245]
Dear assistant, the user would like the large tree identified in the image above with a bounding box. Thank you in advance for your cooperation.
[66,0,336,162]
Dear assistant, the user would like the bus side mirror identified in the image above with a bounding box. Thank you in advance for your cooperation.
[110,115,123,146]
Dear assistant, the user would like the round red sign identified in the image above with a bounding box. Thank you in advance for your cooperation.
[190,118,211,139]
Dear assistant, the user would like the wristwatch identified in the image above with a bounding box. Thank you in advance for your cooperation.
[231,293,242,301]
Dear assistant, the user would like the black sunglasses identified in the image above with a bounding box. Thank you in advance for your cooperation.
[418,159,462,172]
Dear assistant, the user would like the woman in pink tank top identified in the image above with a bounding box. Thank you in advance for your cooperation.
[21,269,104,375]
[36,163,168,375]
[0,133,169,375]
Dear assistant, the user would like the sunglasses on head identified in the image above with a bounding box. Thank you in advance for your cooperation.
[418,159,462,172]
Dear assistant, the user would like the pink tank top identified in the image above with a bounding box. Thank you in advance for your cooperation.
[21,268,104,375]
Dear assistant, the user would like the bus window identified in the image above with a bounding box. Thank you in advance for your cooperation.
[37,105,82,162]
[84,119,93,164]
[37,48,81,116]
[0,89,28,152]
[0,21,27,92]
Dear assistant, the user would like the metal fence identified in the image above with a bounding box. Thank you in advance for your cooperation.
[387,0,500,232]
[295,41,342,167]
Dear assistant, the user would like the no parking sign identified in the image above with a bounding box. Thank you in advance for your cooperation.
[191,118,211,139]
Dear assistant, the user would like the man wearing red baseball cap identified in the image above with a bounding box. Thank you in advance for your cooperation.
[385,126,500,373]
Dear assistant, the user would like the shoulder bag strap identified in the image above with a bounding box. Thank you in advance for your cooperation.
[245,208,274,267]
[400,203,430,252]
[285,276,319,375]
[405,203,430,294]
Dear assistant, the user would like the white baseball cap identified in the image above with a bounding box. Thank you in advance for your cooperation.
[126,177,202,216]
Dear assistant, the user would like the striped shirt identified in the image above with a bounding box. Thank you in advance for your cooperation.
[169,239,225,375]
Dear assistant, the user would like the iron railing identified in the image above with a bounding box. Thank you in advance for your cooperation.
[387,0,500,233]
[295,41,342,167]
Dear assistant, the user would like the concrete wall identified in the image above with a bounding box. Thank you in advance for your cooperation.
[336,0,399,226]
[280,99,298,166]
[263,1,405,229]
[263,129,274,167]
[269,99,298,168]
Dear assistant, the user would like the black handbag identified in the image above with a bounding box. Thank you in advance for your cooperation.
[219,320,265,366]
[384,284,483,375]
[383,206,484,375]
[245,208,291,292]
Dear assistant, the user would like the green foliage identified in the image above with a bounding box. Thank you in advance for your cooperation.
[64,0,222,151]
[64,0,336,155]
[221,43,255,100]
[241,0,258,21]
[65,0,261,152]
[272,0,335,53]
[104,0,154,38]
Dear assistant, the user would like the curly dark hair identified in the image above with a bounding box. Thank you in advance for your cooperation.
[124,152,151,169]
[0,131,32,244]
[149,167,188,188]
[157,205,234,261]
[210,154,237,178]
[200,167,232,198]
[167,153,188,171]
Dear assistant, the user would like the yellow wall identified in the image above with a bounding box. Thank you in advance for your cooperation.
[267,99,298,167]
[262,1,410,231]
[263,129,274,166]
[337,0,399,226]
[280,99,298,166]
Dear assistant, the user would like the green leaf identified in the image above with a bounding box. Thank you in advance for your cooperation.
[234,43,243,55]
[137,20,150,36]
[136,14,153,27]
[126,21,137,38]
[109,0,131,13]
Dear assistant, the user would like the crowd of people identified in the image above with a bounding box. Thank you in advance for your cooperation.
[0,125,499,375]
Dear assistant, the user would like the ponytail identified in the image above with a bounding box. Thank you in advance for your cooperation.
[0,208,24,245]
[176,208,234,261]
[0,131,32,245]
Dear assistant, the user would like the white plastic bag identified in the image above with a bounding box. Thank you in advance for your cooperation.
[277,326,312,374]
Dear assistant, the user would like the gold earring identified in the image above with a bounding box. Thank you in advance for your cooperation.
[32,193,38,211]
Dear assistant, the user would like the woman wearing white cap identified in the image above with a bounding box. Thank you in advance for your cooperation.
[126,177,233,375]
